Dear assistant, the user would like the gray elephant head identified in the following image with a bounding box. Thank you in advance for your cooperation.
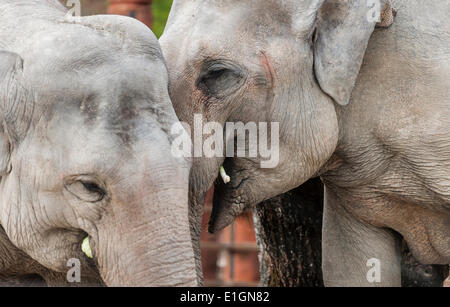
[0,9,197,286]
[160,0,376,230]
[161,0,450,285]
[159,0,396,279]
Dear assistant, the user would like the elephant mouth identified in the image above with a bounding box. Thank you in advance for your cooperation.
[208,159,253,233]
[78,232,103,283]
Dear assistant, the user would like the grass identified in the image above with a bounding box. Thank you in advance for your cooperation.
[152,0,173,38]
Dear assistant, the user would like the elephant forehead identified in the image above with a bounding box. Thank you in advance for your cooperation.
[169,0,317,34]
[32,63,174,148]
[26,39,117,77]
[28,43,168,108]
[25,24,162,75]
[172,0,295,19]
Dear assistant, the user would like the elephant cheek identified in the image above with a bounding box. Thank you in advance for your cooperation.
[402,215,450,265]
[426,219,450,264]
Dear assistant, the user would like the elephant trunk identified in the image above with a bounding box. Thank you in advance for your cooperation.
[187,159,221,286]
[93,157,197,286]
[188,188,207,286]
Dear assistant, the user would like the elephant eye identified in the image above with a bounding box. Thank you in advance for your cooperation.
[81,181,105,198]
[65,178,106,203]
[196,61,246,98]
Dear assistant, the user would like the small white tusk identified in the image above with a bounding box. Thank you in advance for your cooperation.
[81,236,93,258]
[220,166,231,184]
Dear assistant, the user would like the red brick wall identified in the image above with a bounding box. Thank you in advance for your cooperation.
[201,188,260,286]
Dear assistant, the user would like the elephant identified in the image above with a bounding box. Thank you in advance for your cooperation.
[160,0,450,286]
[0,0,198,286]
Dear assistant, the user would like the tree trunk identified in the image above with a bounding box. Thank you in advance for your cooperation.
[254,178,449,287]
[254,178,324,287]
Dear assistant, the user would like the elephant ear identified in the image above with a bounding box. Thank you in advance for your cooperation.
[314,0,383,106]
[0,51,26,176]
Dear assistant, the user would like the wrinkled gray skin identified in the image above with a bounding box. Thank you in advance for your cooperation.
[160,0,450,286]
[0,0,197,286]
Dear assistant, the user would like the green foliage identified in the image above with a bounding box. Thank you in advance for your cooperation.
[152,0,173,38]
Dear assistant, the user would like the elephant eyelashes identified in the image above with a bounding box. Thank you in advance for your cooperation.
[65,178,106,203]
[196,61,245,99]
[82,181,105,198]
[310,28,318,47]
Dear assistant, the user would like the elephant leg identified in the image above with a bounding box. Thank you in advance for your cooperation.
[322,186,402,287]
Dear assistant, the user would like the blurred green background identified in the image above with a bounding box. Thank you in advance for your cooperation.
[75,0,173,37]
[152,0,173,37]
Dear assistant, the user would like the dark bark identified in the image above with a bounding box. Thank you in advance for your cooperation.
[0,274,47,287]
[254,178,324,287]
[254,178,449,287]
